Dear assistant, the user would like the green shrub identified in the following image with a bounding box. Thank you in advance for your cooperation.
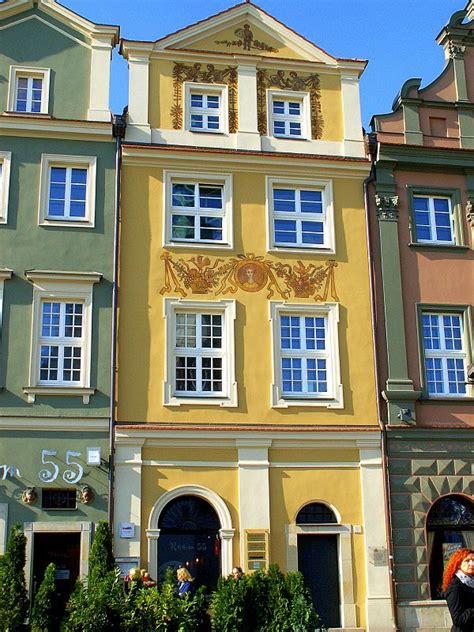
[0,524,29,632]
[30,562,57,631]
[88,521,115,583]
[210,574,252,632]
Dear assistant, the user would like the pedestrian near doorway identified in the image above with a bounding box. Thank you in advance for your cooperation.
[443,548,474,631]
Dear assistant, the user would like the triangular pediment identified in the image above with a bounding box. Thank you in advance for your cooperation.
[155,2,337,65]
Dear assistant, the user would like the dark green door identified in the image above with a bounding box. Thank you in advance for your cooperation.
[297,534,341,628]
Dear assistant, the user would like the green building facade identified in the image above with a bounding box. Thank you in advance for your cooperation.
[0,0,118,604]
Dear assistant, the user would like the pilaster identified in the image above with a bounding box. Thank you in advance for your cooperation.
[0,269,12,390]
[375,192,420,424]
[127,54,152,142]
[402,102,423,145]
[114,442,143,560]
[88,36,113,122]
[236,63,260,150]
[341,73,365,156]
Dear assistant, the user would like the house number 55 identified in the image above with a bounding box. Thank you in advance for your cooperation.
[39,450,84,484]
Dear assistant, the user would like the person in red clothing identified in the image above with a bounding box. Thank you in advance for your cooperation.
[443,548,474,631]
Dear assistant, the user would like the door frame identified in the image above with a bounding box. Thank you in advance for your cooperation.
[286,522,358,629]
[24,521,92,594]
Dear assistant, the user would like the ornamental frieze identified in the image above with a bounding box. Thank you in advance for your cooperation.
[160,252,339,302]
[215,24,279,53]
[171,62,238,132]
[256,69,323,138]
[466,199,474,227]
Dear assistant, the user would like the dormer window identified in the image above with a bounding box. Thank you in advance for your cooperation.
[268,91,310,140]
[7,66,50,115]
[185,83,227,134]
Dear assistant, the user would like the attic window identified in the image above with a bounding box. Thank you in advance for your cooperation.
[8,66,51,115]
[429,117,447,138]
[185,83,227,134]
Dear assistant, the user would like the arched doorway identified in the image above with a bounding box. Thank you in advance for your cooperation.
[157,495,221,590]
[296,502,341,628]
[427,494,474,599]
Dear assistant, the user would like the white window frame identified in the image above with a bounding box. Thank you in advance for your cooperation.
[24,271,101,403]
[185,82,228,134]
[164,171,233,249]
[38,155,97,228]
[8,66,51,115]
[420,308,472,399]
[413,194,455,245]
[164,298,237,407]
[268,90,310,140]
[0,152,12,225]
[266,177,335,253]
[269,302,343,408]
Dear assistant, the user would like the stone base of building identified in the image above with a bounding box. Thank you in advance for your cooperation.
[397,601,452,631]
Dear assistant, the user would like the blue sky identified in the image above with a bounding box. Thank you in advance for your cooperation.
[66,0,462,128]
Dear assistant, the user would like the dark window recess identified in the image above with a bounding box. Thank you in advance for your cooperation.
[296,502,337,524]
[42,488,77,510]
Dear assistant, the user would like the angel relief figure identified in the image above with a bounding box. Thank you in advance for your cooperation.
[235,23,254,51]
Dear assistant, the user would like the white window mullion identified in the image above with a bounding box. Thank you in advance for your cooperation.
[64,168,73,218]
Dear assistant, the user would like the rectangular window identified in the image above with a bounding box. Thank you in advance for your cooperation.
[414,195,454,244]
[165,172,232,248]
[164,299,237,407]
[0,152,12,224]
[185,84,227,134]
[42,488,77,510]
[8,66,50,114]
[270,302,343,408]
[39,301,84,385]
[267,178,334,252]
[24,270,100,404]
[268,91,309,140]
[421,311,469,397]
[39,155,96,227]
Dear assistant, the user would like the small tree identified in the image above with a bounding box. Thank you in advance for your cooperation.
[30,562,57,632]
[88,521,114,583]
[0,524,29,631]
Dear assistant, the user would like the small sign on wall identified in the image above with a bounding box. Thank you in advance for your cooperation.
[119,522,135,539]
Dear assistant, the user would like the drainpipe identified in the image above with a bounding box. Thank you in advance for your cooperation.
[364,132,399,631]
[108,112,127,528]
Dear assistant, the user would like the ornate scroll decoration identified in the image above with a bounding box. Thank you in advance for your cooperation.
[256,69,323,139]
[171,63,238,133]
[466,199,474,227]
[160,252,338,302]
[448,42,466,59]
[375,194,399,221]
[215,24,279,53]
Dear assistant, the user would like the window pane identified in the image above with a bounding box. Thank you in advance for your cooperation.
[207,116,220,129]
[40,345,59,381]
[282,357,303,393]
[41,302,60,337]
[191,115,203,128]
[200,216,223,241]
[172,183,195,208]
[289,122,301,136]
[273,121,286,135]
[273,189,296,213]
[302,221,324,245]
[63,346,82,382]
[274,219,297,244]
[288,102,301,115]
[175,356,197,391]
[175,313,196,348]
[201,314,222,349]
[273,101,285,114]
[300,190,323,213]
[207,95,220,108]
[422,314,440,350]
[190,94,203,108]
[171,215,195,240]
[199,185,223,209]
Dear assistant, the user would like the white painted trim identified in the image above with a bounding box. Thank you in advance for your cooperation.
[7,65,50,114]
[38,154,97,228]
[0,270,12,363]
[340,74,364,145]
[265,175,335,254]
[0,152,12,224]
[0,504,8,555]
[146,484,234,578]
[267,89,310,141]
[88,36,113,122]
[163,170,233,249]
[24,272,100,401]
[0,116,113,139]
[269,301,343,408]
[359,448,395,630]
[127,54,151,134]
[237,64,258,135]
[0,417,108,431]
[23,521,92,592]
[184,82,228,135]
[287,514,357,628]
[163,298,237,407]
[113,444,143,560]
[152,4,337,65]
[137,460,358,468]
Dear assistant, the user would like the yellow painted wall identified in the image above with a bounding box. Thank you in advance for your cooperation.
[148,58,344,140]
[118,156,377,426]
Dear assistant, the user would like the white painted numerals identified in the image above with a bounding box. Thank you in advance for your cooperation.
[39,449,84,483]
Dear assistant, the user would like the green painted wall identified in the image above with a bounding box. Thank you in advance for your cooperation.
[0,8,91,120]
[0,135,115,416]
[0,431,109,525]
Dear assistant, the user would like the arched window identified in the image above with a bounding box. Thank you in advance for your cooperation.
[296,502,338,524]
[427,495,474,599]
[157,495,221,590]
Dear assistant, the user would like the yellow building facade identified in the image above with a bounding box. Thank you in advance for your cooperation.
[116,3,393,629]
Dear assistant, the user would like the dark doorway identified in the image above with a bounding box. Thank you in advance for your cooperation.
[158,495,221,591]
[32,532,81,628]
[298,534,341,628]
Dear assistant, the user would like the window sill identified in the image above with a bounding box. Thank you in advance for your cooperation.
[272,136,309,142]
[23,386,94,404]
[188,129,227,136]
[420,395,474,403]
[408,242,469,252]
[4,111,51,118]
[165,241,233,251]
[269,245,335,255]
[273,397,343,409]
[40,219,94,229]
[165,393,237,408]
